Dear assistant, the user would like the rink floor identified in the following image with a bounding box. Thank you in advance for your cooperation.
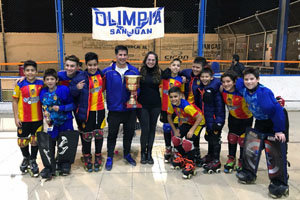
[0,112,300,200]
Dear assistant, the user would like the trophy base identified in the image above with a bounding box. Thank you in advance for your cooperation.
[126,103,142,109]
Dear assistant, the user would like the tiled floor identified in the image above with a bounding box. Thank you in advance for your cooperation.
[1,112,300,200]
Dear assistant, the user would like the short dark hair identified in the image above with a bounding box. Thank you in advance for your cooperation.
[193,56,207,66]
[85,52,98,64]
[115,45,128,55]
[43,68,58,80]
[221,70,238,82]
[168,86,182,95]
[65,55,80,65]
[243,67,260,79]
[171,58,182,64]
[232,54,240,62]
[23,60,37,70]
[200,67,214,77]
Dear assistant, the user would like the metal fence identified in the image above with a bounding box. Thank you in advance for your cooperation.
[215,0,300,74]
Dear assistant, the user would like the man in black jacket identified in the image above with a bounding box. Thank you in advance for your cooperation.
[229,54,245,77]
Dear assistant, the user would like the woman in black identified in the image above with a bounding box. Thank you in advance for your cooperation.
[138,51,161,164]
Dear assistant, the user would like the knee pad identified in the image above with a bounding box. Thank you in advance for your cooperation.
[171,136,181,147]
[163,123,172,133]
[93,129,103,140]
[182,139,194,153]
[238,133,245,147]
[82,132,93,142]
[228,133,238,145]
[30,135,38,146]
[18,137,30,148]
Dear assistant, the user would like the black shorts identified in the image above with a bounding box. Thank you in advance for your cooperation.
[78,110,105,132]
[254,118,273,134]
[228,114,253,135]
[17,120,43,138]
[178,123,197,141]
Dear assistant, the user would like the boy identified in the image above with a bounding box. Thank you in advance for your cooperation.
[58,55,81,86]
[12,60,44,177]
[180,57,206,166]
[70,52,105,172]
[167,86,203,179]
[195,67,225,173]
[39,69,75,178]
[235,67,288,198]
[160,58,185,163]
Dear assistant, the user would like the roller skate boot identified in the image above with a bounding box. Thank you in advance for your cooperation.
[164,146,172,163]
[83,154,93,172]
[224,155,235,173]
[20,157,30,174]
[60,162,71,176]
[200,154,213,168]
[193,147,202,167]
[94,153,103,172]
[203,159,221,174]
[268,182,289,199]
[182,158,197,179]
[28,159,39,177]
[236,170,256,184]
[235,159,243,172]
[40,168,54,181]
[171,152,185,170]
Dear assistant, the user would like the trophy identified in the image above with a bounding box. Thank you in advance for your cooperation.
[124,75,142,108]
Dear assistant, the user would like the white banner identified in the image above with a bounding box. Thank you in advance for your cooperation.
[92,7,164,41]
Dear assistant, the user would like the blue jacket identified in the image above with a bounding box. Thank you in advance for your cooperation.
[69,70,90,121]
[103,62,140,112]
[236,78,285,133]
[195,78,225,131]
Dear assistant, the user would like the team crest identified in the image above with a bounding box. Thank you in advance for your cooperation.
[82,123,86,129]
[197,80,200,85]
[53,95,57,101]
[18,129,22,134]
[31,89,35,95]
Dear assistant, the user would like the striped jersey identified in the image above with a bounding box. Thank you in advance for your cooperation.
[88,72,105,111]
[161,76,184,112]
[13,79,43,122]
[58,71,72,86]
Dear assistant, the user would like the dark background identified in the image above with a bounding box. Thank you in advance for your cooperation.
[1,0,297,33]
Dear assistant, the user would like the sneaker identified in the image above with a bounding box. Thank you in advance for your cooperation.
[105,157,113,171]
[124,154,136,166]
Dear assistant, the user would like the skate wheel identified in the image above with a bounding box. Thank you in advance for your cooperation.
[208,170,213,174]
[175,166,180,170]
[164,160,169,163]
[193,171,197,176]
[187,174,192,179]
[216,169,221,173]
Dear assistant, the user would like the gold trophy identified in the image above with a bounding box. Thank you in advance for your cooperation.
[124,75,142,108]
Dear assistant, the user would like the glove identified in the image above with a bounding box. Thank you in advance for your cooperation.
[212,123,223,132]
[161,68,171,80]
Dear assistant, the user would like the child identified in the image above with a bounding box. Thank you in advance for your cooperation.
[39,68,74,178]
[70,52,105,172]
[235,67,289,198]
[180,57,206,166]
[195,67,225,173]
[160,58,185,163]
[221,70,253,173]
[12,60,44,177]
[167,86,203,179]
[58,55,81,86]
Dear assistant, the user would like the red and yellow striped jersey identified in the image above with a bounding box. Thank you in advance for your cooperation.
[222,90,252,119]
[161,76,184,112]
[167,99,201,126]
[13,79,43,122]
[89,74,105,111]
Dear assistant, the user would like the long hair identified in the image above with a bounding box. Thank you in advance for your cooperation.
[140,51,161,84]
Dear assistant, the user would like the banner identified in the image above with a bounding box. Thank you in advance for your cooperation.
[92,7,164,41]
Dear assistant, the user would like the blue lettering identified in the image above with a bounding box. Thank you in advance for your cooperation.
[108,12,117,26]
[154,11,162,25]
[116,29,121,34]
[138,12,147,27]
[95,11,106,26]
[110,29,114,35]
[147,28,152,34]
[141,29,146,34]
[123,11,136,26]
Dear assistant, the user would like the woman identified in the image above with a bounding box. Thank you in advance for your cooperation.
[138,51,161,164]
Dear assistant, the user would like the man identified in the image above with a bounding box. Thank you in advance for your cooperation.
[229,54,245,77]
[102,45,140,171]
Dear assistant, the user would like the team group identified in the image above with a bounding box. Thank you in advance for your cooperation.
[12,45,289,198]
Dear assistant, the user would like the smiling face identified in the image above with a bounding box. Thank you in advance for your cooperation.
[116,50,128,68]
[44,75,58,90]
[200,72,213,86]
[65,60,78,77]
[169,92,181,106]
[87,59,98,75]
[169,60,181,76]
[222,76,235,92]
[24,66,37,82]
[192,63,203,76]
[244,73,259,90]
[146,54,156,68]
